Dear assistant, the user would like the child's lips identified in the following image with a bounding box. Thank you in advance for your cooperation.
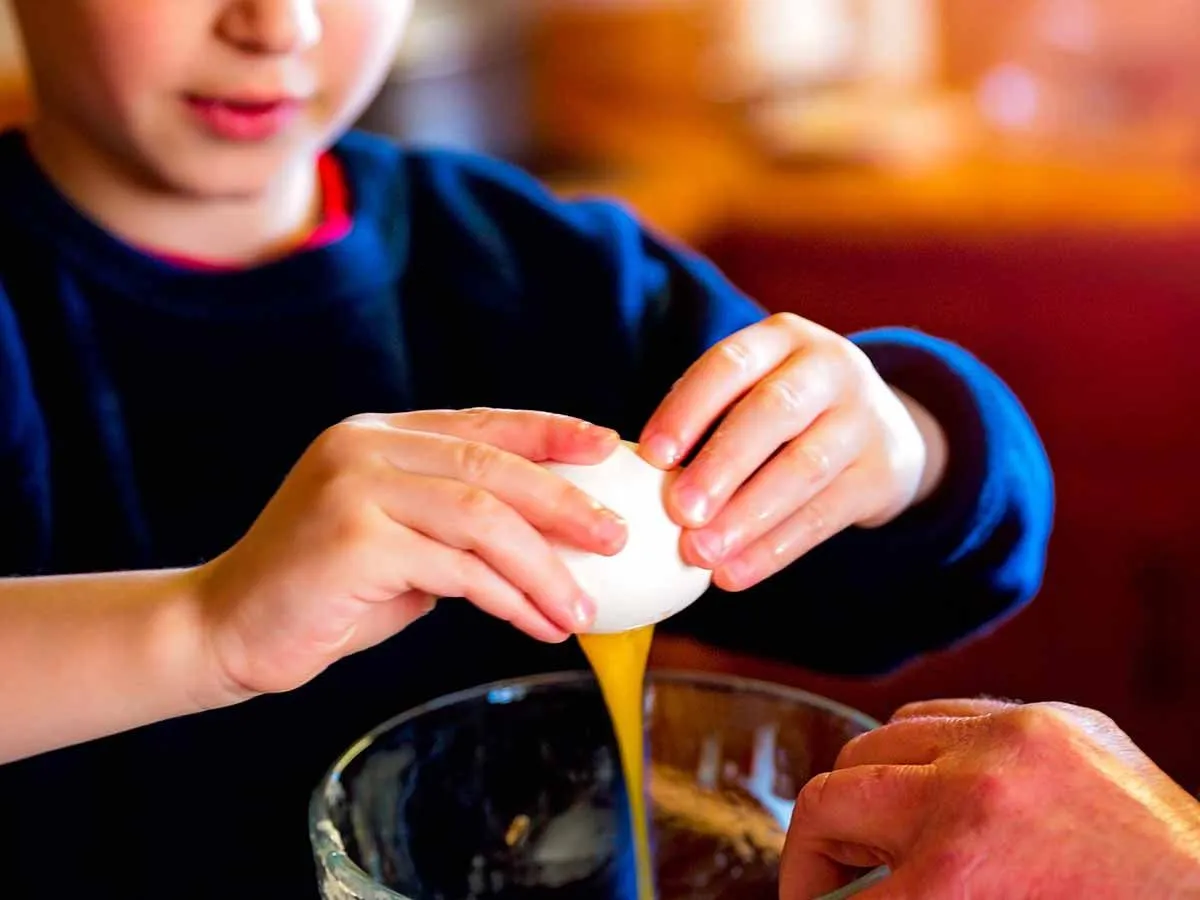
[183,93,305,141]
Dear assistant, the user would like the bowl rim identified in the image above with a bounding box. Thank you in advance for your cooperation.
[308,668,884,900]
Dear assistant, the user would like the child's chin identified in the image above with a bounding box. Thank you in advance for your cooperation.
[155,149,309,201]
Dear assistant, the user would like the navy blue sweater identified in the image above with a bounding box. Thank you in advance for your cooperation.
[0,129,1052,897]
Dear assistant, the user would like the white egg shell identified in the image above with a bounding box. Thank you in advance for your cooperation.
[541,441,713,634]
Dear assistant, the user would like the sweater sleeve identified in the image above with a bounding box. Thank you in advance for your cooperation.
[0,285,51,576]
[404,146,1055,676]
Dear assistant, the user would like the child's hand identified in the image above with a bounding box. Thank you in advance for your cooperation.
[638,313,947,591]
[195,409,626,702]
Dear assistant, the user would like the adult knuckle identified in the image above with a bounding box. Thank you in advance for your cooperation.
[824,764,903,815]
[894,700,932,720]
[860,762,894,794]
[794,771,832,821]
[1042,700,1116,732]
[992,705,1066,755]
[833,731,869,770]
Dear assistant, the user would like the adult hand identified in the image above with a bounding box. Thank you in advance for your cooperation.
[781,698,1200,898]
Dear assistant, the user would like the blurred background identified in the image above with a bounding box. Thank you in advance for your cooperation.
[0,1,1195,790]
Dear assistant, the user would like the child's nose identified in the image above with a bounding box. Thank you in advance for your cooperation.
[218,0,322,55]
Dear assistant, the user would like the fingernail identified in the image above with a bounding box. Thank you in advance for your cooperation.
[571,594,596,629]
[418,596,438,618]
[719,558,753,590]
[675,484,710,526]
[690,529,727,566]
[642,433,681,467]
[595,509,628,549]
[580,420,618,440]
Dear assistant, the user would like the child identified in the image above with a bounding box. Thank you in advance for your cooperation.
[0,1,1053,896]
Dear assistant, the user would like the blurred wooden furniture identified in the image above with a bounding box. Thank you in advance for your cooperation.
[549,128,1200,241]
[0,76,29,132]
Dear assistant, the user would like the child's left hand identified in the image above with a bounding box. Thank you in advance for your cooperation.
[638,313,947,591]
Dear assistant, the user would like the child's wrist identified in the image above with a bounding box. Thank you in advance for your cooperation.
[894,386,949,508]
[150,565,254,715]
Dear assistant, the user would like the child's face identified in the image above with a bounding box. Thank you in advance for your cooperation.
[13,0,412,197]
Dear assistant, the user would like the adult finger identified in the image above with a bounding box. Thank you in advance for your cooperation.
[788,765,932,856]
[834,716,986,771]
[891,698,1022,722]
[780,833,894,900]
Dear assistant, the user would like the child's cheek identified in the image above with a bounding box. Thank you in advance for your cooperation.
[318,2,411,118]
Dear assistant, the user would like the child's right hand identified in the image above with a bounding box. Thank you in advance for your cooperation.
[194,409,627,703]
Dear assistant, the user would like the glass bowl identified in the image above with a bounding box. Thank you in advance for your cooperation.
[310,670,888,900]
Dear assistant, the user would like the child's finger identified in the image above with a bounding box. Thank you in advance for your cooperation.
[395,528,571,643]
[638,317,800,468]
[713,471,868,591]
[666,349,844,529]
[341,593,440,655]
[379,408,620,463]
[680,408,866,567]
[376,431,627,556]
[383,470,595,635]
